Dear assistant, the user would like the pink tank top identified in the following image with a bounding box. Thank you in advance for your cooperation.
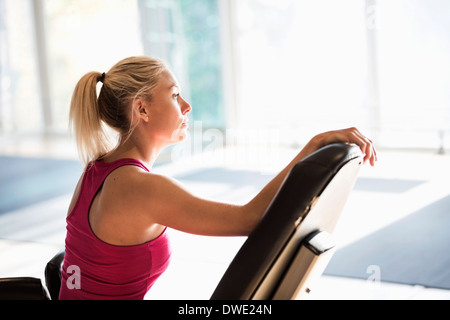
[59,158,171,300]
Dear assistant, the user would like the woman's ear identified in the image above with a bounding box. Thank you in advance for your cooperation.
[134,99,149,122]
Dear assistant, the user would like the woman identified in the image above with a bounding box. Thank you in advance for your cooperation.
[59,56,376,300]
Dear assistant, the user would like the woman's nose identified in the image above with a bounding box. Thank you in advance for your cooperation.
[181,97,192,115]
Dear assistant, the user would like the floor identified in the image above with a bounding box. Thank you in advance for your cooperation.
[1,136,449,300]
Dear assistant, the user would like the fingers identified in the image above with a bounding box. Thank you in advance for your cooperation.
[345,127,377,166]
[310,127,378,166]
[360,133,377,166]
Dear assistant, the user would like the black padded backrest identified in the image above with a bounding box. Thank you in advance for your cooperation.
[0,277,50,300]
[211,143,363,300]
[45,250,65,300]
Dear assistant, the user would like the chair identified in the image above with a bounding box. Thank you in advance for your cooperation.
[211,143,363,299]
[44,250,65,300]
[0,250,65,300]
[0,143,362,300]
[0,277,50,300]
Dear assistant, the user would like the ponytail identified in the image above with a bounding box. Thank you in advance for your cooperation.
[69,56,168,164]
[69,72,113,164]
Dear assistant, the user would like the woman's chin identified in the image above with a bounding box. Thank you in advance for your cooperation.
[170,128,189,144]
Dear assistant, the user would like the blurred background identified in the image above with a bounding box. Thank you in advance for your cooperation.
[0,0,449,300]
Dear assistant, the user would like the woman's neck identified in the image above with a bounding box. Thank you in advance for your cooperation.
[102,136,164,170]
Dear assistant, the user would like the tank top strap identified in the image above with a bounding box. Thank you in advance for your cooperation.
[97,158,150,174]
[102,157,147,186]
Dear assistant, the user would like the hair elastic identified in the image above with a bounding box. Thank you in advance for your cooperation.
[99,72,106,83]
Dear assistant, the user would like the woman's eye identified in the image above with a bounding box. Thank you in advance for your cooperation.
[173,93,180,99]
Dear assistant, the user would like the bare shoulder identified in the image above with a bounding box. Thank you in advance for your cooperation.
[101,165,185,214]
[102,164,155,198]
[105,165,183,191]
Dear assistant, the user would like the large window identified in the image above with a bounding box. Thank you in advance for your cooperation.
[1,0,449,154]
[1,0,144,136]
[375,0,450,150]
[227,0,450,152]
[226,0,369,148]
[1,0,224,146]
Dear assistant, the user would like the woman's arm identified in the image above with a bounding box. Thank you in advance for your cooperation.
[134,127,376,237]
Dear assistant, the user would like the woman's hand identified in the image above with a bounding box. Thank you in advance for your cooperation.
[306,127,377,166]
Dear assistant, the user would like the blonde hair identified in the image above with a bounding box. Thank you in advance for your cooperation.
[69,56,168,164]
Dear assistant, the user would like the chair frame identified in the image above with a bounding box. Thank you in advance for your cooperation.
[211,143,363,300]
